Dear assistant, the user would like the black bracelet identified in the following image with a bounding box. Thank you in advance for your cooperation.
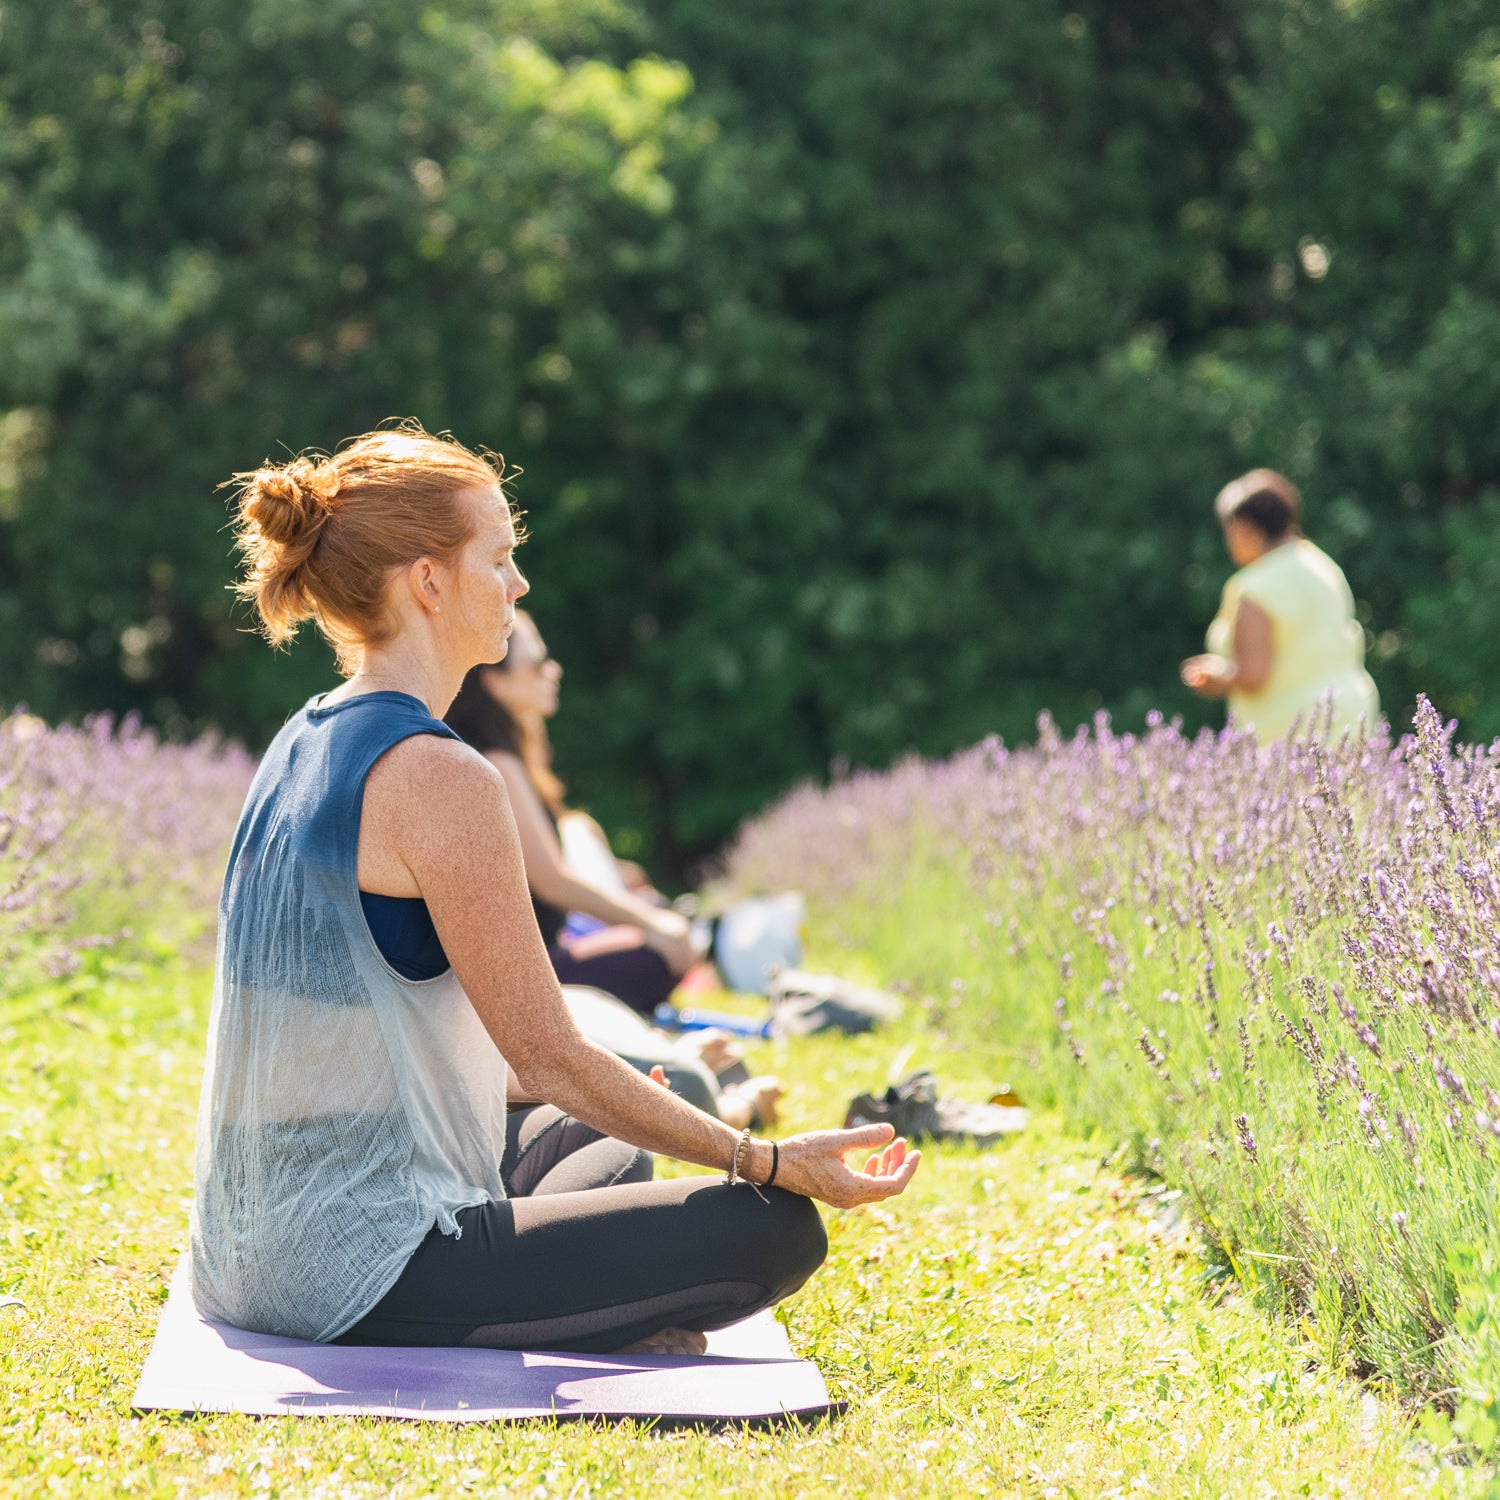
[765,1140,779,1189]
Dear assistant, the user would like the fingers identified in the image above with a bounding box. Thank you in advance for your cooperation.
[862,1138,906,1174]
[833,1159,920,1207]
[835,1121,897,1153]
[886,1147,921,1193]
[836,1139,920,1205]
[778,1127,920,1208]
[865,1145,920,1197]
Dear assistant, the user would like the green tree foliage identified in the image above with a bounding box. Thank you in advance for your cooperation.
[597,0,1261,847]
[1188,0,1500,736]
[2,0,1499,873]
[0,0,706,737]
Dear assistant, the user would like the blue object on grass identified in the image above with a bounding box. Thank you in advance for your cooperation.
[653,1003,772,1039]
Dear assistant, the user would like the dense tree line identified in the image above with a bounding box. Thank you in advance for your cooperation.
[2,0,1497,872]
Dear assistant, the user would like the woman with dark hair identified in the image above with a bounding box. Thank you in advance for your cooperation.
[445,613,695,1017]
[192,425,919,1358]
[1180,467,1379,741]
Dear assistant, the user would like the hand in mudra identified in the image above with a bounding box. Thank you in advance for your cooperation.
[775,1124,920,1210]
[643,1069,920,1208]
[643,912,699,976]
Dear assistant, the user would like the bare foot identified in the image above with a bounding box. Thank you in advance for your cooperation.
[718,1075,783,1131]
[619,1326,708,1356]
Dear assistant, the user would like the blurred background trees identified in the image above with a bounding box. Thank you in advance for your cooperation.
[2,0,1497,874]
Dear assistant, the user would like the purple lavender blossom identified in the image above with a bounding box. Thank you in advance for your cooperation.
[721,693,1500,1401]
[0,710,253,989]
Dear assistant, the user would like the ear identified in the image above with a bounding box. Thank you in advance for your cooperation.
[401,555,445,616]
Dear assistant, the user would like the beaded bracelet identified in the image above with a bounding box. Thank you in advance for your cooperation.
[725,1127,770,1202]
[726,1125,750,1186]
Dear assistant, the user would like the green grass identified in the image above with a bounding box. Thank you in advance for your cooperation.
[0,959,1482,1497]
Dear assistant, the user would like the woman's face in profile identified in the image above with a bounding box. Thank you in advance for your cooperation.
[482,618,563,720]
[446,485,528,664]
[1221,516,1267,569]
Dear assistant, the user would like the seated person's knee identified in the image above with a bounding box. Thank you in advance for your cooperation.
[768,1188,828,1293]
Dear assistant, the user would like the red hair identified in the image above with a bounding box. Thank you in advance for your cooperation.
[230,423,513,672]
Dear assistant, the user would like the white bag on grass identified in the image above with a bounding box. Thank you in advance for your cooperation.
[711,893,806,996]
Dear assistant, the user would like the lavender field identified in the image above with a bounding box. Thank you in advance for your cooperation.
[727,699,1500,1449]
[0,711,252,995]
[0,702,1484,1493]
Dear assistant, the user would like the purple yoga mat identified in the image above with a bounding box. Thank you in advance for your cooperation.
[133,1260,837,1426]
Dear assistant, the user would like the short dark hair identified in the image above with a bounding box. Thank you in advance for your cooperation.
[1213,468,1302,541]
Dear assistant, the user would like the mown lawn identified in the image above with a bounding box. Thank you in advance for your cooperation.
[1,958,1478,1498]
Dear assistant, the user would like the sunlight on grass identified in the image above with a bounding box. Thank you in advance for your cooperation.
[0,962,1470,1498]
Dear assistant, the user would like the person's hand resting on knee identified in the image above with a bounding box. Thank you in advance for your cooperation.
[642,1066,918,1208]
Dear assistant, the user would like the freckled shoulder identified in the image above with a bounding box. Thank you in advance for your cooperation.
[364,734,509,822]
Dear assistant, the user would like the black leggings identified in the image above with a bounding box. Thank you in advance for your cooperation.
[338,1106,827,1354]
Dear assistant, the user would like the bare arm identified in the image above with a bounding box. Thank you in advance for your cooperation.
[488,750,695,971]
[1181,599,1274,698]
[1230,598,1273,692]
[360,738,918,1207]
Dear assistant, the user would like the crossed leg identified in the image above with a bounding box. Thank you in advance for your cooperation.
[338,1106,827,1354]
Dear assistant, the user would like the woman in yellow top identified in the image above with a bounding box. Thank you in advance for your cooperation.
[1181,468,1379,741]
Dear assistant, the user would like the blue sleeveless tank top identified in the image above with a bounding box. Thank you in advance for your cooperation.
[190,691,511,1341]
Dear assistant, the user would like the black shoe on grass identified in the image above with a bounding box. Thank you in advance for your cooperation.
[842,1069,1027,1147]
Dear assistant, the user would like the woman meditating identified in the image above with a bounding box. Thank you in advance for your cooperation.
[1180,468,1379,742]
[190,425,919,1352]
[444,616,695,1018]
[445,611,783,1129]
